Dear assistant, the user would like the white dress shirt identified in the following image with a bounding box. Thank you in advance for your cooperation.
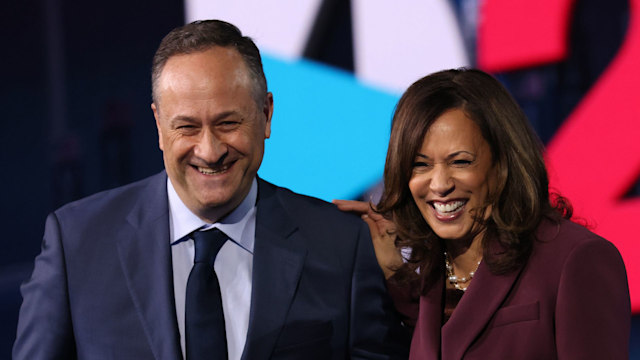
[168,178,256,360]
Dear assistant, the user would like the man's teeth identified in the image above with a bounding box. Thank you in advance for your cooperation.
[433,201,465,213]
[197,165,229,175]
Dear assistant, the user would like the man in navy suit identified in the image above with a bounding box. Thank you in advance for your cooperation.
[13,20,408,359]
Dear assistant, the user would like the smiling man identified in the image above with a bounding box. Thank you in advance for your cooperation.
[153,45,271,224]
[13,20,409,360]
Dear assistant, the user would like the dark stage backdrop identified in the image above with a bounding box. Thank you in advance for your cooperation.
[2,0,638,358]
[0,0,182,357]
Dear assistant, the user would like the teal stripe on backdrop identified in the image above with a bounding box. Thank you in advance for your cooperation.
[258,54,401,201]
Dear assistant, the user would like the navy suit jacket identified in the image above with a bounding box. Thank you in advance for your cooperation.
[14,172,409,359]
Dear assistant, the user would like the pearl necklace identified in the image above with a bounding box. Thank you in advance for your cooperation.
[444,251,481,292]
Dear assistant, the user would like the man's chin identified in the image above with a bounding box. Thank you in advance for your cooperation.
[197,193,236,210]
[181,173,254,220]
[191,190,246,221]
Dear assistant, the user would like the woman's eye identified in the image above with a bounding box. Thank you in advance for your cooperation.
[413,161,431,168]
[452,159,472,166]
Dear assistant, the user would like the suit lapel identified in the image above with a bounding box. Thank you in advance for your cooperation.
[441,260,523,360]
[116,172,182,360]
[241,179,307,359]
[411,277,444,360]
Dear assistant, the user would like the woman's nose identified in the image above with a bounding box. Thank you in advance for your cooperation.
[429,165,454,196]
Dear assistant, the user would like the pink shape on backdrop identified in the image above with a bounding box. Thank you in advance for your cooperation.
[478,0,640,311]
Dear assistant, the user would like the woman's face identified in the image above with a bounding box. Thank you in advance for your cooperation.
[408,108,494,241]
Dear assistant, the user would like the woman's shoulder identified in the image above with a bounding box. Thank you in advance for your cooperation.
[532,217,623,265]
[520,217,627,302]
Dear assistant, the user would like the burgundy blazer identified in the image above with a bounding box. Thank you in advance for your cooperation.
[392,218,630,360]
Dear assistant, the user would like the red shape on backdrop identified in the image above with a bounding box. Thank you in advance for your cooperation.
[478,0,640,311]
[477,0,575,72]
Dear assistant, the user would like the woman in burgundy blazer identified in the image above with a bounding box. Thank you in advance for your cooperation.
[400,217,629,359]
[336,68,630,359]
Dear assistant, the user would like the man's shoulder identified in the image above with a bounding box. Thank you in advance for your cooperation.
[55,171,166,220]
[258,179,363,227]
[257,179,373,262]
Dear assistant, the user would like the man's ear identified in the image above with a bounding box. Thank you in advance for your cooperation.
[263,92,274,139]
[151,103,164,151]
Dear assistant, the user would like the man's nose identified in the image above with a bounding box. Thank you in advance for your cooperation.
[429,165,454,196]
[194,129,227,162]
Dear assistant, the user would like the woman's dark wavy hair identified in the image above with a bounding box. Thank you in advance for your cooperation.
[376,68,572,291]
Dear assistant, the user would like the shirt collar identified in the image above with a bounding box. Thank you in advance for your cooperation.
[167,177,257,253]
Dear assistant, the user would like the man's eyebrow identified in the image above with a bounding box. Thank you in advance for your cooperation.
[169,111,240,124]
[169,115,198,124]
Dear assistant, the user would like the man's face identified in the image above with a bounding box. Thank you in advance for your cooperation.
[152,46,273,222]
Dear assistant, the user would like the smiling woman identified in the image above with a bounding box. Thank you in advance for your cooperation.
[376,69,555,290]
[334,68,631,359]
[408,109,494,248]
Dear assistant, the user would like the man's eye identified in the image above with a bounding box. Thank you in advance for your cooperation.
[218,121,241,131]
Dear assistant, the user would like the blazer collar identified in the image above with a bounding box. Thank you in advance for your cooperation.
[116,171,182,360]
[241,178,307,359]
[411,276,444,360]
[441,260,523,360]
[412,255,523,360]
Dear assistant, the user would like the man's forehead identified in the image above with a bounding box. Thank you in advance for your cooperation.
[158,49,252,94]
[163,47,247,77]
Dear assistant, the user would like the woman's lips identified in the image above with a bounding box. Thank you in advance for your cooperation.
[430,200,466,222]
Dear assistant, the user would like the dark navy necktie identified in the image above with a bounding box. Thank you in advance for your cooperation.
[185,228,229,360]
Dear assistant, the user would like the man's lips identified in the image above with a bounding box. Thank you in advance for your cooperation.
[192,161,235,175]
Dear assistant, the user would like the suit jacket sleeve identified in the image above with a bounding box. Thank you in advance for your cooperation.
[555,237,630,359]
[349,222,411,359]
[13,213,77,359]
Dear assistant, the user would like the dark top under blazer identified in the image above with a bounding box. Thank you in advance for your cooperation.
[14,171,409,359]
[392,218,630,360]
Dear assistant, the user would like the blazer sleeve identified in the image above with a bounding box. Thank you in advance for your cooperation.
[13,213,77,360]
[555,238,630,359]
[349,222,411,359]
[385,276,419,330]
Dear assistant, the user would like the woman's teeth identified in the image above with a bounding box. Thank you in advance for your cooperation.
[433,200,465,214]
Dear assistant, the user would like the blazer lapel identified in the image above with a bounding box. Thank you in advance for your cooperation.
[410,277,444,360]
[241,179,307,359]
[116,172,182,360]
[441,260,523,360]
